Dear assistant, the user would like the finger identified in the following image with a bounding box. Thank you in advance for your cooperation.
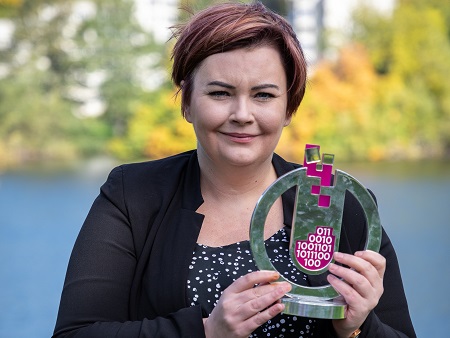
[233,282,291,321]
[327,267,381,317]
[328,263,372,299]
[327,273,363,305]
[228,270,281,294]
[238,280,288,303]
[248,301,286,328]
[355,250,386,278]
[334,251,385,276]
[332,252,382,288]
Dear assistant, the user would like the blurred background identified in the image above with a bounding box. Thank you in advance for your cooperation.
[0,0,449,337]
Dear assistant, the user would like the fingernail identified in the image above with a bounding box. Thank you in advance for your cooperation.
[327,274,337,282]
[355,251,363,257]
[276,282,291,294]
[283,282,292,292]
[334,252,343,259]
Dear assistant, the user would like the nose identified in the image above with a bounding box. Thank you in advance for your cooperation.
[230,97,254,125]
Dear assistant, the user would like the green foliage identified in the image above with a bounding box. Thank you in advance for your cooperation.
[351,1,450,159]
[278,0,450,162]
[108,88,196,160]
[0,61,102,167]
[0,0,449,169]
[277,44,381,162]
[260,0,290,17]
[69,0,162,136]
[0,0,85,168]
[0,0,167,169]
[0,0,22,17]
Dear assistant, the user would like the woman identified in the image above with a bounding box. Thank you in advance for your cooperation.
[53,2,416,337]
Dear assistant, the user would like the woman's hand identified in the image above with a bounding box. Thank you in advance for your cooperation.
[327,250,386,338]
[203,270,291,338]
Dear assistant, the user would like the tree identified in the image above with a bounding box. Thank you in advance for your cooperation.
[0,0,168,168]
[0,0,22,17]
[67,0,165,137]
[108,88,196,160]
[278,1,450,162]
[352,1,450,158]
[277,44,379,162]
[260,0,290,17]
[0,0,95,168]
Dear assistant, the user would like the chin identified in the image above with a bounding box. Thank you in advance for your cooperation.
[223,151,271,168]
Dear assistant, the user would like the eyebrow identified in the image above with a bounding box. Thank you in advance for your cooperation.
[206,81,280,91]
[252,84,280,91]
[207,81,234,89]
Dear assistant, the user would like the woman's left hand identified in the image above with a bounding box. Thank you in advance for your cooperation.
[327,250,386,338]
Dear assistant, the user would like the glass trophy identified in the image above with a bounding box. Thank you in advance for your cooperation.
[249,144,382,319]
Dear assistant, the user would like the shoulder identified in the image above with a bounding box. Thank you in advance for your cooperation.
[112,150,195,189]
[120,150,195,180]
[101,150,196,208]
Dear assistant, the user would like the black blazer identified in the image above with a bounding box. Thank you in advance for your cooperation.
[53,150,416,337]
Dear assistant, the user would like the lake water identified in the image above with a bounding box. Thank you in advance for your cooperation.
[0,160,449,337]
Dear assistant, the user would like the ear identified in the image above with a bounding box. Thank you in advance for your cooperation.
[184,106,192,123]
[180,80,192,123]
[284,114,292,127]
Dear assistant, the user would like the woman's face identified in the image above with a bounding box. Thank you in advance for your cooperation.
[185,45,290,169]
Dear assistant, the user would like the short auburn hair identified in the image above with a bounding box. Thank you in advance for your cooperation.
[170,1,307,118]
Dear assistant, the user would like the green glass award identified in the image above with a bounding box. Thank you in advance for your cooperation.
[249,144,382,319]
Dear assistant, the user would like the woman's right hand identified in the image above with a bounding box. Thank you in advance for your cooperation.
[203,271,291,338]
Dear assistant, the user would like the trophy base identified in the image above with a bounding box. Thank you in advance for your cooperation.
[281,296,347,319]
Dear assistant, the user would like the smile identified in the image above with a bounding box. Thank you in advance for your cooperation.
[221,132,256,143]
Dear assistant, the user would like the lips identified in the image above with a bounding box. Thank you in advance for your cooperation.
[221,132,256,143]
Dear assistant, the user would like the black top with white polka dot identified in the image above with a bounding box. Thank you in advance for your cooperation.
[187,227,317,337]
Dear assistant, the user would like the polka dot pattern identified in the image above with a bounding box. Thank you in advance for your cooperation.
[187,227,316,337]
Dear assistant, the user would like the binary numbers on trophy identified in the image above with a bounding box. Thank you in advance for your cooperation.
[295,226,335,271]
